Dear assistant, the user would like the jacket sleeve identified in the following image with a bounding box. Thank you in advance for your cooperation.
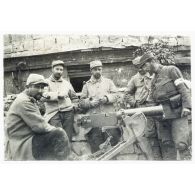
[19,101,56,133]
[124,78,137,107]
[79,84,91,109]
[105,80,117,103]
[43,86,59,101]
[169,66,191,109]
[68,83,79,103]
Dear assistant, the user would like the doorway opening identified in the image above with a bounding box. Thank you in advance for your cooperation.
[70,76,90,93]
[68,64,91,93]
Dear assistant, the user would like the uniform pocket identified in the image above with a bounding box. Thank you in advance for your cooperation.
[153,79,178,100]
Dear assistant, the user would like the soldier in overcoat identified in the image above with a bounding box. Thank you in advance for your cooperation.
[6,74,70,160]
[79,60,121,153]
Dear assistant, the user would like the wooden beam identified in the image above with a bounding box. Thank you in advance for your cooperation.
[175,57,191,64]
[4,48,135,72]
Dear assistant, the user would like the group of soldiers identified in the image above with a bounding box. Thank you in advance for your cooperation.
[5,52,191,160]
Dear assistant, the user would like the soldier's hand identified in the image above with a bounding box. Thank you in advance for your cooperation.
[55,127,65,132]
[181,108,191,117]
[90,99,100,107]
[42,93,50,100]
[58,92,66,100]
[99,96,108,104]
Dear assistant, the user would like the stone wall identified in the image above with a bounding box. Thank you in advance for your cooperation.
[4,35,190,58]
[4,35,191,95]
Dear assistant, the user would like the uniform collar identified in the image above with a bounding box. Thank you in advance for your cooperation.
[155,64,164,75]
[23,90,37,103]
[89,75,103,84]
[138,72,153,80]
[50,75,63,82]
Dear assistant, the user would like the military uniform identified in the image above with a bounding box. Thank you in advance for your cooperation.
[5,74,70,160]
[44,75,78,141]
[125,72,161,160]
[80,76,121,153]
[80,60,121,153]
[150,64,191,160]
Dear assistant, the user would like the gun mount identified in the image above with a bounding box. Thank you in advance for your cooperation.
[77,104,182,160]
[85,112,147,160]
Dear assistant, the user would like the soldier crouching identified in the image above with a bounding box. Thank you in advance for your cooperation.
[5,74,71,160]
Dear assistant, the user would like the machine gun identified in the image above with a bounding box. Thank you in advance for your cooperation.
[77,104,182,160]
[77,104,181,129]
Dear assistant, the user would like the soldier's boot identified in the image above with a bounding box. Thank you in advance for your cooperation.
[148,137,162,160]
[136,136,154,160]
[176,142,191,160]
[160,141,177,160]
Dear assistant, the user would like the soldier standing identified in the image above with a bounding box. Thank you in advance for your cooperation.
[124,56,161,160]
[139,52,191,160]
[44,60,79,141]
[79,60,121,153]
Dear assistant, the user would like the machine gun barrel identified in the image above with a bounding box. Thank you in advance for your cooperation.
[77,104,178,129]
[117,105,164,118]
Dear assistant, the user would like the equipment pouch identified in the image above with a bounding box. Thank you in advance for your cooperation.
[169,94,182,109]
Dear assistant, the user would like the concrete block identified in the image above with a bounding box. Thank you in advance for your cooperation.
[4,45,13,54]
[23,40,34,51]
[44,37,56,50]
[11,35,25,42]
[56,35,69,46]
[4,53,12,58]
[82,35,100,48]
[99,35,109,45]
[33,39,45,51]
[4,35,11,46]
[72,141,91,156]
[32,34,45,40]
[115,153,139,160]
[166,37,177,46]
[108,35,123,44]
[12,42,24,52]
[177,36,191,46]
[69,35,84,48]
[122,35,143,46]
[119,144,135,155]
[138,154,147,160]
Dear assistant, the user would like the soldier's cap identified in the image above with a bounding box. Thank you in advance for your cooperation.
[139,52,155,67]
[26,74,48,86]
[51,60,65,68]
[90,60,102,70]
[132,56,142,66]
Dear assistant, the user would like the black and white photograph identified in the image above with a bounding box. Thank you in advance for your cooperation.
[3,34,192,161]
[1,1,195,195]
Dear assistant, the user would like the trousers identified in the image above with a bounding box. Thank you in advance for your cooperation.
[32,129,70,160]
[156,116,190,160]
[136,104,162,160]
[49,110,74,141]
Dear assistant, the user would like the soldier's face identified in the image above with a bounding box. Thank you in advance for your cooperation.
[142,62,153,75]
[138,68,146,75]
[91,67,102,79]
[52,65,64,79]
[28,84,45,100]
